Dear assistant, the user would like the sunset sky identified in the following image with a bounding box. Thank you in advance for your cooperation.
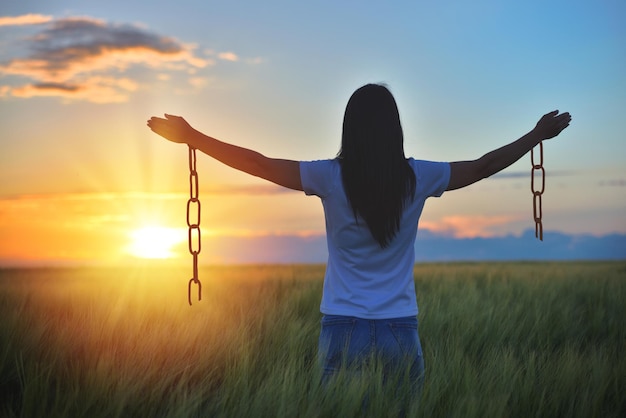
[1,0,625,266]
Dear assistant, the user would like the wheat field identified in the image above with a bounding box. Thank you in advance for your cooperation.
[1,262,624,417]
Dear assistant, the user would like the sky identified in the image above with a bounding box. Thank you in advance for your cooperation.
[0,0,625,266]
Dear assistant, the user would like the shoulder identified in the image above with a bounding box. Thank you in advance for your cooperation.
[408,158,449,176]
[300,159,339,177]
[300,159,340,197]
[300,158,337,169]
[407,158,451,197]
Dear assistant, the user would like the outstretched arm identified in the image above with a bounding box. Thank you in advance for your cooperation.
[147,114,303,191]
[446,110,572,191]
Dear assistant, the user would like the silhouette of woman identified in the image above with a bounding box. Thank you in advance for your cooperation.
[147,83,571,390]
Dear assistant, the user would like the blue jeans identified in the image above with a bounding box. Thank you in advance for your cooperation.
[317,315,425,390]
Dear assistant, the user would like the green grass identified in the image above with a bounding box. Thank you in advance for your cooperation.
[1,262,624,417]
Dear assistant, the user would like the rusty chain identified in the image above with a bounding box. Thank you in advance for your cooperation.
[187,145,202,305]
[531,142,545,241]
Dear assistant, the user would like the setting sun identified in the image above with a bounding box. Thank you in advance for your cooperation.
[126,226,186,259]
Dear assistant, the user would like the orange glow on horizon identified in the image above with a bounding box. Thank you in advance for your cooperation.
[0,191,325,265]
[0,191,545,266]
[420,215,522,238]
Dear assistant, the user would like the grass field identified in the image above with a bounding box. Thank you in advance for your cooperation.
[1,262,625,417]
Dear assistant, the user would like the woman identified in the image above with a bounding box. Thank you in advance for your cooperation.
[147,83,571,389]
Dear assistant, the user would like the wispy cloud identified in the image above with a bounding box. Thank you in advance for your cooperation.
[491,170,577,180]
[0,14,53,27]
[420,215,522,238]
[0,15,257,103]
[217,51,239,62]
[188,76,210,88]
[203,183,297,195]
[206,49,264,65]
[599,179,626,187]
[10,76,138,103]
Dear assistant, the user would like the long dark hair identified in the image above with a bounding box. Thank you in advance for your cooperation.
[338,84,416,248]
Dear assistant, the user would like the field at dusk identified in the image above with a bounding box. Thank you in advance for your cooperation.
[1,262,624,417]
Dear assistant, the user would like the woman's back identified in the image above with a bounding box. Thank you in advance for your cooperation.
[301,157,450,318]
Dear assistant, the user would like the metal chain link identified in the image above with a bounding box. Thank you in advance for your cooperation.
[187,145,202,305]
[531,142,545,241]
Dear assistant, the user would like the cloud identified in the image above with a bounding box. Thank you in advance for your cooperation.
[420,215,522,238]
[0,14,53,27]
[491,170,577,180]
[11,76,138,103]
[246,57,265,65]
[217,51,239,62]
[0,16,209,102]
[599,179,626,187]
[206,49,264,65]
[188,76,210,88]
[203,183,297,195]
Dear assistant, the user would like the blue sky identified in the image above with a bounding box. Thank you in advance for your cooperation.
[0,0,624,264]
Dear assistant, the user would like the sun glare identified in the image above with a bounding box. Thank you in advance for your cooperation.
[127,226,186,259]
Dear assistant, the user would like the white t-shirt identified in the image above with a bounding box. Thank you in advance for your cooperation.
[300,158,450,319]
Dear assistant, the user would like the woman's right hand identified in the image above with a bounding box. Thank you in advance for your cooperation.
[533,110,572,140]
[147,114,196,144]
